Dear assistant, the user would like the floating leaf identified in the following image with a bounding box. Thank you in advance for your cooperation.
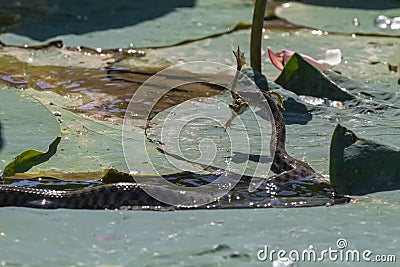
[3,136,61,176]
[0,86,60,174]
[3,88,200,180]
[276,2,400,36]
[116,29,400,83]
[330,124,400,195]
[146,92,274,178]
[0,0,253,49]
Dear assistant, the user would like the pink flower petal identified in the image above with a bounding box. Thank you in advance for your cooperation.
[268,49,341,71]
[281,49,295,64]
[267,48,284,70]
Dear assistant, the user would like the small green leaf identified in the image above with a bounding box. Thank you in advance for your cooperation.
[3,136,61,177]
[101,168,133,184]
[283,53,299,81]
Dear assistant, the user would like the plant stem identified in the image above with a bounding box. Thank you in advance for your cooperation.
[250,0,266,73]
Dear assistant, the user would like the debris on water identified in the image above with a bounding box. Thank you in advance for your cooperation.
[388,63,398,72]
[194,243,231,256]
[223,251,251,260]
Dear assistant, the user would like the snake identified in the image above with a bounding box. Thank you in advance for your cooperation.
[0,88,349,209]
[0,52,350,209]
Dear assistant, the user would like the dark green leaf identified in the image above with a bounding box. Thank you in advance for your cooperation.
[275,53,354,101]
[330,124,400,195]
[3,136,61,177]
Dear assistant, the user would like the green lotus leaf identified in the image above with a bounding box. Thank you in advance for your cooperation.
[0,86,60,175]
[3,88,197,180]
[276,2,400,36]
[0,0,252,49]
[3,136,61,176]
[330,124,400,195]
[275,53,354,101]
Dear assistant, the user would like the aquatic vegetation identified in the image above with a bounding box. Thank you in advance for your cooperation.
[0,0,399,210]
[0,2,400,266]
[330,124,400,195]
[267,48,341,71]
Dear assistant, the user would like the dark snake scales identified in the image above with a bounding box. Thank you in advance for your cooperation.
[0,92,349,209]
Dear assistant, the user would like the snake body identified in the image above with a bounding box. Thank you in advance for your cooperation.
[0,183,167,209]
[265,93,318,182]
[0,87,348,209]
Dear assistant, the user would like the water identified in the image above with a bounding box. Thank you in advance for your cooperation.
[0,1,399,266]
[0,54,224,121]
[0,197,398,266]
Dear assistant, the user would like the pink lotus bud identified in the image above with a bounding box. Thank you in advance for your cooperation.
[268,48,341,71]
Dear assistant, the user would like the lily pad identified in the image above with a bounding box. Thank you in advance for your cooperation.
[146,92,274,178]
[0,0,252,49]
[105,29,400,178]
[330,124,400,195]
[3,88,206,180]
[276,2,400,36]
[0,86,60,175]
[0,17,399,192]
[117,28,399,85]
[0,45,121,69]
[18,90,131,178]
[3,136,61,176]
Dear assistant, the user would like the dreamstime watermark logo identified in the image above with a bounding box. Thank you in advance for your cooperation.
[257,238,397,264]
[122,61,275,207]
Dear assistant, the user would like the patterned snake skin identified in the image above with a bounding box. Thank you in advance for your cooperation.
[0,90,349,209]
